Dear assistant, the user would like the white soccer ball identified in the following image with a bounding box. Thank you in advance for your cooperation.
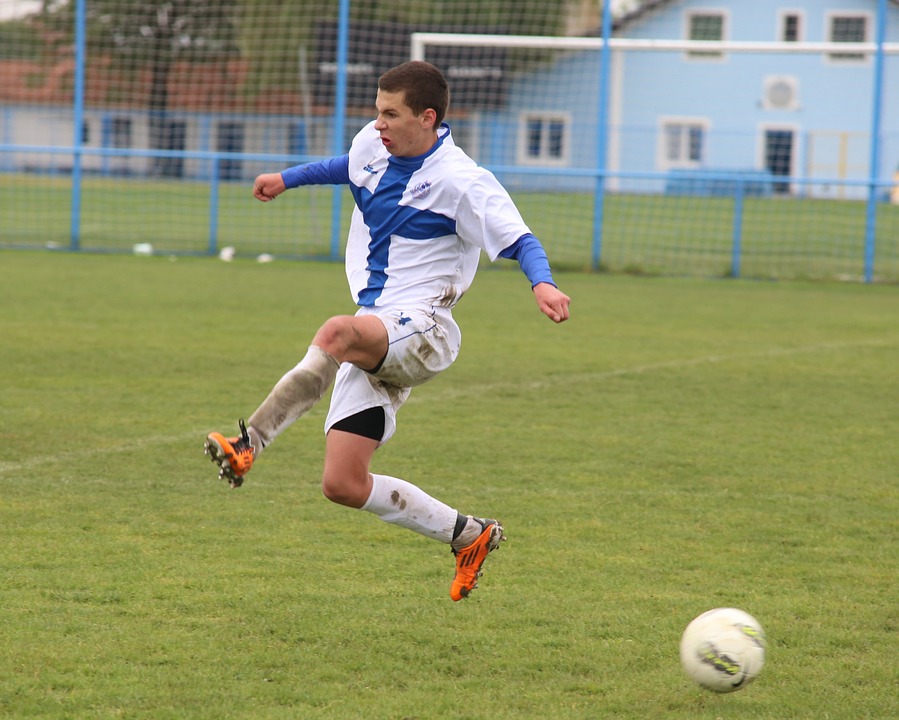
[679,607,766,693]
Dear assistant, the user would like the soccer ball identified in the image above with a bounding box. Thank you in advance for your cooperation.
[679,607,766,693]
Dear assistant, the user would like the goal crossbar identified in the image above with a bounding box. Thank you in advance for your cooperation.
[411,32,899,58]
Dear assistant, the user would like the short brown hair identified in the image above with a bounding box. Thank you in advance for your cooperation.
[378,61,450,127]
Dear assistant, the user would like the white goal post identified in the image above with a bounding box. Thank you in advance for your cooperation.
[408,31,899,281]
[412,33,899,58]
[411,32,899,197]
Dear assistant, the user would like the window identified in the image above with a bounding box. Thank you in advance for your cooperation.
[779,12,802,42]
[686,11,725,59]
[763,127,796,195]
[659,119,707,169]
[517,113,569,166]
[828,13,869,62]
[217,122,244,181]
[110,117,132,148]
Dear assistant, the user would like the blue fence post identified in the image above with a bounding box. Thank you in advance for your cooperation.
[69,0,87,250]
[208,156,220,255]
[329,0,351,260]
[864,0,888,283]
[592,0,614,270]
[731,181,744,279]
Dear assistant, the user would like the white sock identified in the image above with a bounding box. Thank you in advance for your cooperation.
[247,345,339,450]
[361,473,459,543]
[452,515,486,551]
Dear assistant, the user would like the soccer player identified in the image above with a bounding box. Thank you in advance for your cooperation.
[205,60,570,601]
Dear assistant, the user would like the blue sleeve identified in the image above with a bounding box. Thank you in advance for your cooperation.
[281,155,350,188]
[499,233,557,288]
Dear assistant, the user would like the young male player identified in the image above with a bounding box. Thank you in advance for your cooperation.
[205,60,570,601]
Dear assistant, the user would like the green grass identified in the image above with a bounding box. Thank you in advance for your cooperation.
[1,250,898,719]
[2,173,898,281]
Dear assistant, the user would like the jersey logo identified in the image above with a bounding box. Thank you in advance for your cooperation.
[399,315,412,325]
[363,157,379,174]
[410,181,432,200]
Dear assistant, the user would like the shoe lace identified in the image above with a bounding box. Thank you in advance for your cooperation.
[233,419,253,454]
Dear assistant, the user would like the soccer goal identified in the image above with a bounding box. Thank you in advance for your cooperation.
[411,31,899,280]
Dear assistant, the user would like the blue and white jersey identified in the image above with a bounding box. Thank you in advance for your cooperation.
[343,121,531,309]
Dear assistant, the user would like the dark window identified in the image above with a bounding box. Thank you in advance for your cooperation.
[526,118,542,158]
[688,12,724,59]
[782,14,800,42]
[521,115,568,164]
[110,117,131,148]
[830,16,867,61]
[217,122,244,181]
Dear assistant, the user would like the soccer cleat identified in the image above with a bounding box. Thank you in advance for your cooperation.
[204,419,255,488]
[450,518,505,601]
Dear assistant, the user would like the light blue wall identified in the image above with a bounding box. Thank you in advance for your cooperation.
[496,52,604,191]
[484,0,899,192]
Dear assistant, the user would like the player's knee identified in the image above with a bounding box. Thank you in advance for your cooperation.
[312,316,352,358]
[321,469,366,508]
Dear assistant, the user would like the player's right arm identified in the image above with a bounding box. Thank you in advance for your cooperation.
[253,155,351,202]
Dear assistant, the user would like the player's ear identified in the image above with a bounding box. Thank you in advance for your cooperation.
[420,108,437,130]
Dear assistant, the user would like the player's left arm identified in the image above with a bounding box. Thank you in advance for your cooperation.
[533,280,571,324]
[456,172,570,322]
[499,234,571,323]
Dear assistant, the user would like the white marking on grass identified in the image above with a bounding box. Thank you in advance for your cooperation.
[412,337,896,402]
[0,431,207,477]
[3,338,892,476]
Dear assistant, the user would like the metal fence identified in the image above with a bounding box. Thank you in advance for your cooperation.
[1,0,898,283]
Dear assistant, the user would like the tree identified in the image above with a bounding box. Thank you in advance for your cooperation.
[40,0,240,175]
[237,0,572,98]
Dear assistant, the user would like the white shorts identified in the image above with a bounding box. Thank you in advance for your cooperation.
[324,305,461,444]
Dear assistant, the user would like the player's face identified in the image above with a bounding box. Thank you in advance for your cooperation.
[374,89,437,157]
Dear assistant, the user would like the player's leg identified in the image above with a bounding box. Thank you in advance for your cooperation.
[204,343,339,486]
[323,418,456,536]
[322,410,504,600]
[205,314,387,485]
[312,314,388,371]
[249,314,388,449]
[322,358,503,600]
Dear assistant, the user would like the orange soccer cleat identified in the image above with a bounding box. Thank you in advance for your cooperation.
[204,419,255,488]
[450,518,505,601]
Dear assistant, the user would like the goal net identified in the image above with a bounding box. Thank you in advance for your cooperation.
[412,29,899,280]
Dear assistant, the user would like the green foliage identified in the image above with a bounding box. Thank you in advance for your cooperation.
[236,0,570,94]
[347,0,569,34]
[238,0,322,93]
[38,0,241,60]
[1,251,897,718]
[0,19,43,60]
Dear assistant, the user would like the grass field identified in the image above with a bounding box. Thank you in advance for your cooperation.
[2,173,898,281]
[2,250,898,719]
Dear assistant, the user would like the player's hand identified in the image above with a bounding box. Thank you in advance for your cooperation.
[533,282,571,323]
[253,173,286,202]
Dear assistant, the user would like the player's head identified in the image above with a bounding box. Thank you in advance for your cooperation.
[378,61,450,128]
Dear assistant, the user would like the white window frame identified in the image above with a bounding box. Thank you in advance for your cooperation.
[683,9,729,62]
[777,9,805,42]
[657,117,709,170]
[825,11,871,65]
[516,111,571,167]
